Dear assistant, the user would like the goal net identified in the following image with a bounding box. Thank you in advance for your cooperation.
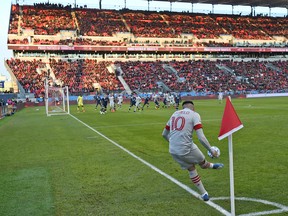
[45,83,70,116]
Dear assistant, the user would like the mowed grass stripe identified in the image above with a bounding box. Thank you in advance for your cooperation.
[0,167,54,216]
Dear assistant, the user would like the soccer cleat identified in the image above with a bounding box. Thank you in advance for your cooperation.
[212,163,224,169]
[201,192,210,201]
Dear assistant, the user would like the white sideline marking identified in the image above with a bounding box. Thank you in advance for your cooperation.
[69,114,288,216]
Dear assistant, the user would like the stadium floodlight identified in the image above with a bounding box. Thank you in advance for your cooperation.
[45,79,70,116]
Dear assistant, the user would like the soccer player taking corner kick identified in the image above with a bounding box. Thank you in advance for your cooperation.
[162,100,223,201]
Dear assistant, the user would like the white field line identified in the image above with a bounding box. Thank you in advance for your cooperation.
[69,114,230,216]
[212,197,288,216]
[70,114,288,216]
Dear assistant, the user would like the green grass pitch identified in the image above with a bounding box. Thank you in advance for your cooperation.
[0,97,287,216]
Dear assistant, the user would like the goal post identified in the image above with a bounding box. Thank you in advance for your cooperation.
[45,79,70,116]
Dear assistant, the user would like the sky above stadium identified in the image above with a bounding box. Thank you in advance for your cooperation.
[0,0,287,80]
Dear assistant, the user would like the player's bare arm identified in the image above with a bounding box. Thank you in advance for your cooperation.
[195,128,218,158]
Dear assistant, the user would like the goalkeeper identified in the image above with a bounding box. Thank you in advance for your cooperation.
[162,100,223,201]
[77,94,85,112]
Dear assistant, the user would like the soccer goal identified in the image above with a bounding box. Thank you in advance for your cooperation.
[45,81,70,116]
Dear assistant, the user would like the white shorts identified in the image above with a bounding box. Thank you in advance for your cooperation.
[171,146,205,170]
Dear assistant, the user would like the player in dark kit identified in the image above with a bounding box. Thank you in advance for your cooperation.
[153,94,160,109]
[142,96,150,110]
[128,94,137,112]
[100,95,109,114]
[94,94,101,110]
[175,93,181,110]
[162,97,168,108]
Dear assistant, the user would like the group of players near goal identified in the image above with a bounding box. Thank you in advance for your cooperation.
[87,92,183,114]
[77,91,224,114]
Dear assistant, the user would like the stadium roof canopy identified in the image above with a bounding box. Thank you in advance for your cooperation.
[148,0,288,8]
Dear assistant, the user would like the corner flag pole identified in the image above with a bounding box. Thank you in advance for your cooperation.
[218,96,243,216]
[228,134,235,216]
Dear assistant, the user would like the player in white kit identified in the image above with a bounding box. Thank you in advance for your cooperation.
[162,100,223,201]
[117,94,123,109]
[108,94,115,112]
[134,95,142,112]
[169,93,175,107]
[218,91,223,104]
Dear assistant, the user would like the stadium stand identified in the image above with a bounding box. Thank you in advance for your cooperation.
[6,57,288,97]
[8,5,288,47]
[5,3,288,100]
[21,5,76,35]
[75,9,128,36]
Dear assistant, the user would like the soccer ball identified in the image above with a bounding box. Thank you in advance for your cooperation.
[207,146,220,158]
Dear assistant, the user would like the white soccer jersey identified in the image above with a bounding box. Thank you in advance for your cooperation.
[152,94,159,102]
[169,95,175,105]
[164,93,169,101]
[165,108,202,155]
[135,96,142,106]
[218,92,223,100]
[109,95,115,107]
[117,95,123,104]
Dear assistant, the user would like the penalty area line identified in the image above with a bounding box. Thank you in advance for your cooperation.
[69,114,231,216]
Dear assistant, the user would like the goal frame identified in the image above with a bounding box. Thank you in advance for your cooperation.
[45,79,70,116]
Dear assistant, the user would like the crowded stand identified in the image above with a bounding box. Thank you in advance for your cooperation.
[219,60,288,93]
[164,14,227,39]
[8,38,29,44]
[244,17,288,39]
[168,60,236,93]
[75,10,128,36]
[21,5,76,35]
[116,59,288,94]
[49,59,121,93]
[215,16,272,40]
[8,4,20,34]
[6,58,47,97]
[5,57,288,98]
[122,12,177,38]
[116,60,178,91]
[5,3,288,101]
[7,4,288,46]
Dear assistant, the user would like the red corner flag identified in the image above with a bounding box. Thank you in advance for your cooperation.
[218,97,243,140]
